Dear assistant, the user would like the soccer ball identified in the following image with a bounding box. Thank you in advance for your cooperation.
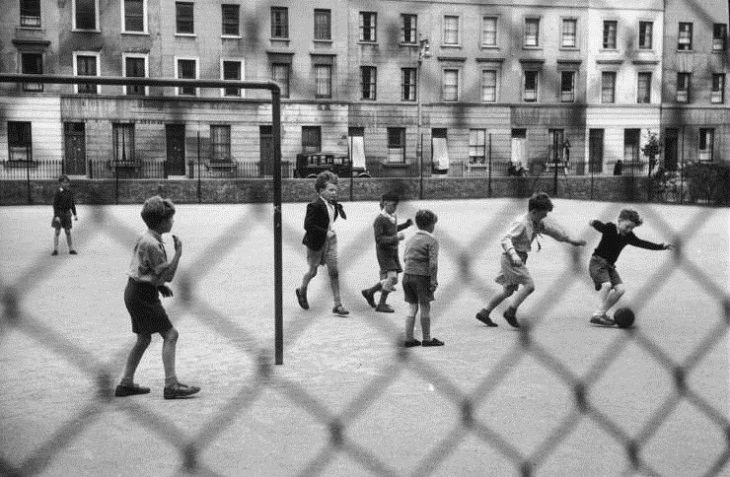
[613,307,635,329]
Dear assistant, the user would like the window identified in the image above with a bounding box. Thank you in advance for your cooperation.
[401,68,416,101]
[222,60,242,97]
[699,128,714,161]
[481,69,497,102]
[271,7,289,38]
[443,15,460,45]
[482,17,497,47]
[676,73,690,103]
[603,21,617,49]
[301,126,321,153]
[624,129,640,164]
[523,70,538,102]
[560,71,575,102]
[637,72,651,103]
[639,21,653,49]
[601,72,615,103]
[271,63,290,98]
[359,12,376,42]
[124,55,147,96]
[176,2,194,34]
[315,65,332,98]
[176,58,197,96]
[314,9,331,40]
[678,23,692,50]
[387,128,405,163]
[361,66,376,100]
[401,14,417,44]
[712,74,725,103]
[524,18,539,47]
[113,123,135,162]
[21,52,43,92]
[210,125,231,162]
[20,0,41,27]
[561,19,576,48]
[74,0,97,30]
[469,129,486,165]
[222,4,240,36]
[7,122,32,162]
[74,53,99,94]
[713,24,727,51]
[123,0,145,33]
[442,69,459,101]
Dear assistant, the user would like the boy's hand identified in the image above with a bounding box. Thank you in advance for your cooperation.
[158,285,173,297]
[429,281,438,292]
[398,232,405,241]
[663,243,673,250]
[405,218,414,227]
[510,251,523,266]
[172,235,182,254]
[74,215,78,221]
[327,230,336,239]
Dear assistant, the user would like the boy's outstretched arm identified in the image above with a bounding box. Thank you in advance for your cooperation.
[589,219,606,232]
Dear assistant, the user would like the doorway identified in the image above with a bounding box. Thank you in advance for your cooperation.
[165,124,186,176]
[63,122,86,175]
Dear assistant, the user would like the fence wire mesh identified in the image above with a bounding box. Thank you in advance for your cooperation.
[1,195,728,477]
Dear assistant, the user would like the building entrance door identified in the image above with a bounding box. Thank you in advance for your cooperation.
[166,124,186,175]
[63,122,86,175]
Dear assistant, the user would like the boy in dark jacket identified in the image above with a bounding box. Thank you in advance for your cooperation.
[361,193,413,312]
[51,175,78,255]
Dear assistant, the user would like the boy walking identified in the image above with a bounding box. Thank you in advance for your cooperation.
[402,209,443,347]
[361,193,413,313]
[51,175,78,255]
[475,192,586,328]
[296,171,349,316]
[587,209,672,325]
[116,196,200,399]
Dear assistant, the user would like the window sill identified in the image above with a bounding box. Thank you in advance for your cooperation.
[222,35,242,40]
[175,33,197,38]
[121,31,149,36]
[72,29,101,33]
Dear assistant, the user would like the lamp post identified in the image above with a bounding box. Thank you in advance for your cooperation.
[417,37,431,200]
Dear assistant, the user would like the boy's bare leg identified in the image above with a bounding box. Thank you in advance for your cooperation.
[53,229,60,253]
[328,266,342,307]
[120,334,152,385]
[419,302,431,341]
[482,288,511,314]
[509,283,535,310]
[300,265,317,293]
[160,327,179,386]
[599,283,625,314]
[405,303,418,340]
[65,230,75,252]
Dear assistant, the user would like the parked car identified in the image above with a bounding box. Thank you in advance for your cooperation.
[294,152,370,178]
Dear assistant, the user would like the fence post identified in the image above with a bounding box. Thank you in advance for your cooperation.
[197,132,202,203]
[115,162,120,205]
[26,160,32,204]
[488,133,493,198]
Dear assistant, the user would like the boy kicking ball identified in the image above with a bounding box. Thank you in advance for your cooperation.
[588,209,672,326]
[475,192,586,328]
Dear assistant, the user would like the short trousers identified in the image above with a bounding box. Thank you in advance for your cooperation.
[589,255,622,291]
[124,278,173,334]
[306,235,338,270]
[52,211,73,230]
[495,251,533,291]
[379,270,399,292]
[402,273,434,304]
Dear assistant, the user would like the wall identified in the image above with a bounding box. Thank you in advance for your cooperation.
[0,176,646,206]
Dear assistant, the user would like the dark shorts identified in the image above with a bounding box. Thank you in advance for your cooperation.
[52,211,73,230]
[589,255,622,291]
[402,273,434,304]
[124,278,173,334]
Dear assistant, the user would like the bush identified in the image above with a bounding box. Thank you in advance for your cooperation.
[684,162,730,205]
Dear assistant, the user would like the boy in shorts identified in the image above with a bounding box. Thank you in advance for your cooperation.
[475,192,586,328]
[402,209,443,347]
[587,209,672,325]
[361,192,413,313]
[296,171,349,316]
[51,175,78,255]
[116,196,200,399]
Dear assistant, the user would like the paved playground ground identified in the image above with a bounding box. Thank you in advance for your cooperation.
[1,198,728,476]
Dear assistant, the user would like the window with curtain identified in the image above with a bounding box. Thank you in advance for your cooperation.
[482,17,497,47]
[223,60,241,97]
[713,24,727,51]
[676,73,690,103]
[361,66,376,100]
[523,70,538,102]
[712,74,725,103]
[481,70,496,102]
[271,7,288,38]
[560,71,575,102]
[561,19,576,48]
[210,125,231,162]
[699,129,714,161]
[603,21,617,49]
[637,72,651,103]
[524,18,539,47]
[678,23,692,50]
[314,9,331,40]
[359,12,376,42]
[177,59,196,96]
[125,56,146,96]
[601,72,615,103]
[387,128,405,163]
[271,63,290,98]
[443,69,459,101]
[315,65,332,98]
[623,129,640,164]
[639,22,653,49]
[443,16,459,45]
[113,123,135,162]
[401,14,417,44]
[469,129,486,164]
[20,0,41,27]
